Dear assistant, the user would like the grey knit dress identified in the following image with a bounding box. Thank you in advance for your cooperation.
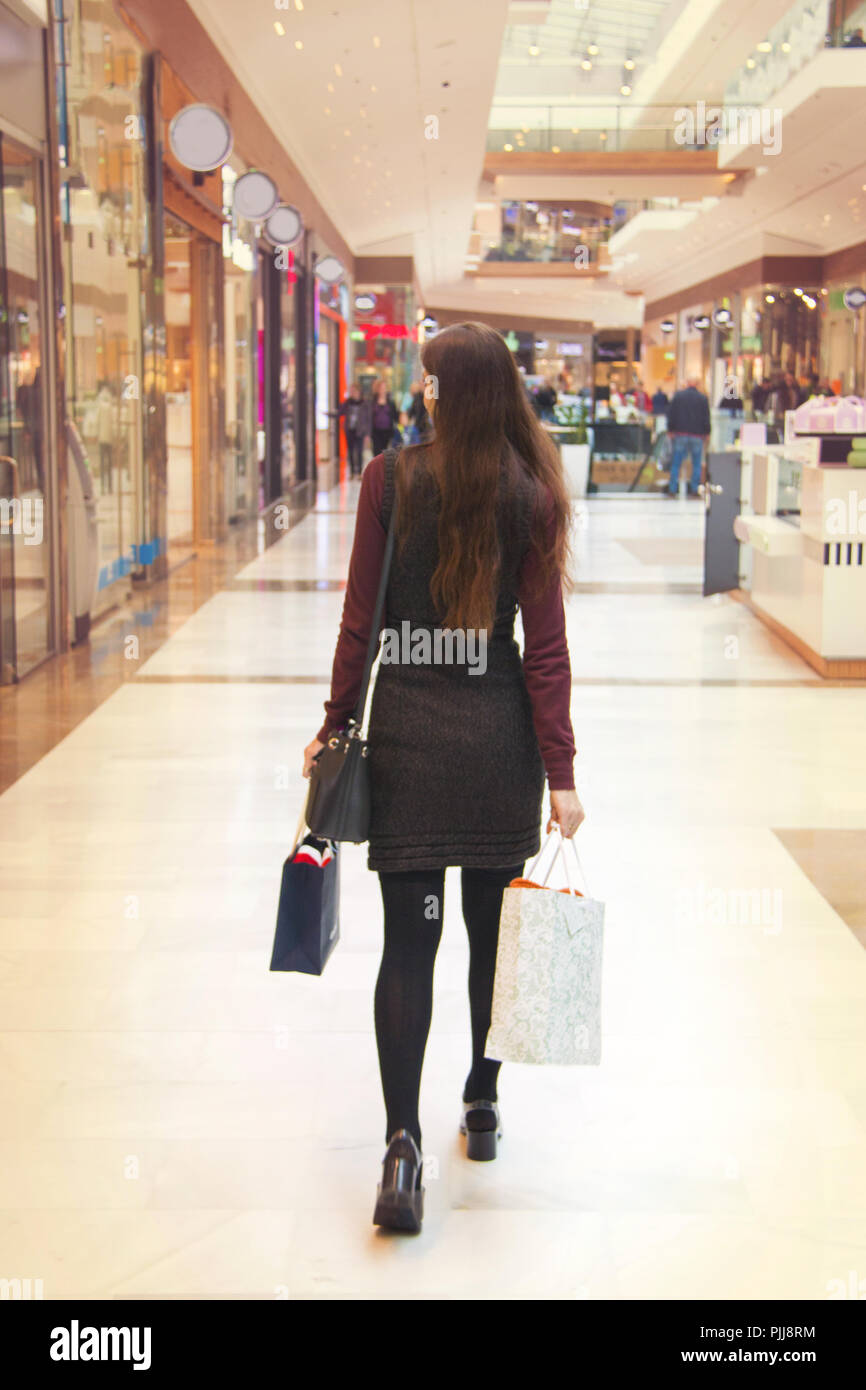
[367,450,545,872]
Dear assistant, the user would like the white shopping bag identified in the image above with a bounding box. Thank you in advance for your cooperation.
[485,828,604,1066]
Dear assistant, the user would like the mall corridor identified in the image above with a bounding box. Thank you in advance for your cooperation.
[2,489,865,1300]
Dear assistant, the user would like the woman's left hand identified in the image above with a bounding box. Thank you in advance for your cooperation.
[302,738,324,778]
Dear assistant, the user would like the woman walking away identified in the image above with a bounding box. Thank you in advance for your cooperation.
[370,379,400,456]
[303,321,583,1234]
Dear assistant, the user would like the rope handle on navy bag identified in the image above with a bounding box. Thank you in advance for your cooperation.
[344,446,399,742]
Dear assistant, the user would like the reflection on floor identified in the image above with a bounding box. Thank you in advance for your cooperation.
[774,829,866,949]
[0,486,865,1299]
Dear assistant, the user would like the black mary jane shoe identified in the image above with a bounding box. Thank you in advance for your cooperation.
[459,1099,503,1162]
[373,1129,424,1233]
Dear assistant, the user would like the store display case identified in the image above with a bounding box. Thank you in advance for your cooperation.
[735,441,866,674]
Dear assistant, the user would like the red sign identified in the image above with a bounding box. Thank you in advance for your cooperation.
[356,323,416,341]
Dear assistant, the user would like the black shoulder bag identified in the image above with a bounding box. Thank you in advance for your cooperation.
[305,451,398,843]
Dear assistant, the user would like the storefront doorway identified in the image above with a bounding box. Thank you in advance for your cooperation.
[163,212,224,563]
[0,134,53,682]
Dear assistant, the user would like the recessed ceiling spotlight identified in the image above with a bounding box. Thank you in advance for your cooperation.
[274,21,285,36]
[765,293,775,302]
[746,58,755,68]
[624,58,635,70]
[373,36,380,47]
[794,287,803,295]
[587,44,599,56]
[528,44,540,56]
[327,82,334,92]
[295,39,303,50]
[581,59,592,70]
[620,85,632,96]
[551,145,560,152]
[334,62,343,76]
[757,41,772,52]
[504,143,513,151]
[781,41,791,52]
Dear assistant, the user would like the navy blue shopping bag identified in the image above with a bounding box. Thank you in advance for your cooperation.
[269,817,340,975]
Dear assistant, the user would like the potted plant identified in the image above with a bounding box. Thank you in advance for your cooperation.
[552,401,592,496]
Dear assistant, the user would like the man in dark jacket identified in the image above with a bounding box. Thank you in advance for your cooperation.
[336,382,371,478]
[665,378,711,497]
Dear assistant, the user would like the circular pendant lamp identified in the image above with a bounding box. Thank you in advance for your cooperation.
[264,204,303,246]
[315,255,346,285]
[233,170,279,221]
[168,104,233,171]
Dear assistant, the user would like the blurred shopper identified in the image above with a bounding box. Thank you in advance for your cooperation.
[303,321,581,1234]
[96,380,115,494]
[844,27,866,46]
[534,377,558,422]
[370,379,400,455]
[751,377,771,418]
[651,386,670,416]
[630,379,651,413]
[665,377,710,497]
[405,380,432,444]
[770,371,802,427]
[337,381,370,479]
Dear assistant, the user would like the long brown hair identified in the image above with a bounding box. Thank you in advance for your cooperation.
[394,321,571,631]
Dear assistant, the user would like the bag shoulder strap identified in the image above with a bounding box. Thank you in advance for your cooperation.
[381,445,397,530]
[351,448,398,729]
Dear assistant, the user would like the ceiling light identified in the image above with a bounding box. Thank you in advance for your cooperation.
[746,58,755,68]
[324,106,331,115]
[781,41,791,52]
[373,35,380,47]
[624,58,635,71]
[528,45,540,56]
[765,294,775,303]
[274,20,285,35]
[295,0,303,9]
[587,44,599,56]
[344,128,351,136]
[551,145,560,152]
[823,213,831,222]
[757,41,772,52]
[327,82,334,92]
[295,39,303,50]
[620,85,632,96]
[504,143,513,151]
[334,63,343,76]
[581,59,592,70]
[794,287,802,295]
[599,131,607,141]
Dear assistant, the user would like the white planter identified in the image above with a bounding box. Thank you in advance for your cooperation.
[561,442,591,497]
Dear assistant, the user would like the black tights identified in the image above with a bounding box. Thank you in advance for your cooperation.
[374,864,522,1148]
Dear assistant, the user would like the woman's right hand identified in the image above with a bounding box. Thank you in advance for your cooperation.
[547,789,585,837]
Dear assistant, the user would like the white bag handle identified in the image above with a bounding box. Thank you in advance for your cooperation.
[526,825,592,897]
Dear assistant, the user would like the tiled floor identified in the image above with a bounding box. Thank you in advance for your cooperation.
[1,484,865,1298]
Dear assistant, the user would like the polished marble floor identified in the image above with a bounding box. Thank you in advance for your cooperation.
[1,484,865,1299]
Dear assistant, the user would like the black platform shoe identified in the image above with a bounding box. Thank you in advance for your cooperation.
[459,1099,502,1161]
[373,1129,424,1233]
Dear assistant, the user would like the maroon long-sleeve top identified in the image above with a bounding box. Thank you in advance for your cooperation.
[316,454,576,790]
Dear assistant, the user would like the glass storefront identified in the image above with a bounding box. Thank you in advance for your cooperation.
[0,0,55,685]
[57,0,148,611]
[221,166,258,523]
[0,135,51,680]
